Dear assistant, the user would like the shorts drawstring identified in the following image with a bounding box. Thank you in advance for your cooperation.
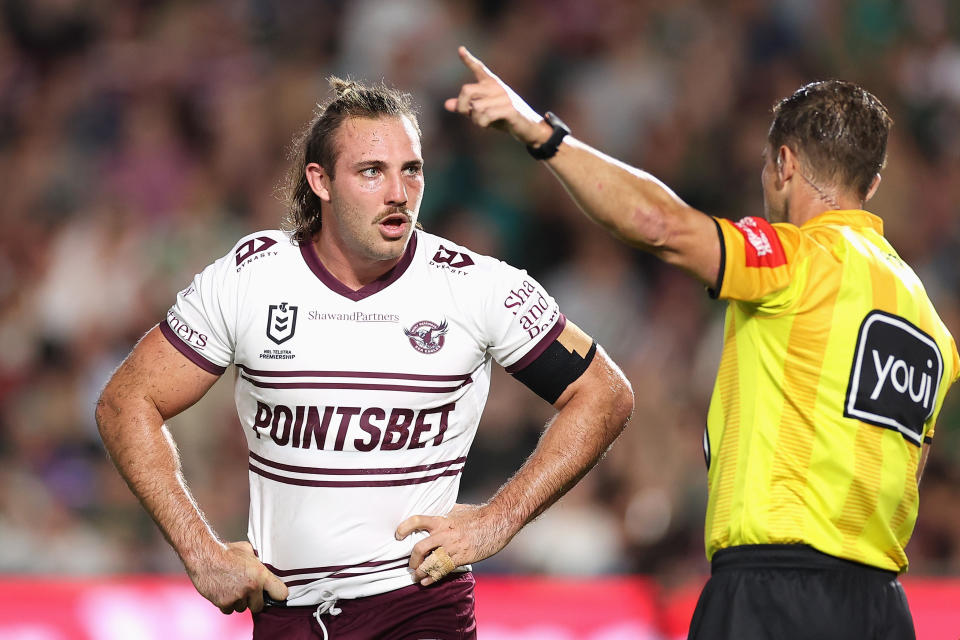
[313,590,341,640]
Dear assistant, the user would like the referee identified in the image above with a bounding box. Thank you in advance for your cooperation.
[447,46,960,639]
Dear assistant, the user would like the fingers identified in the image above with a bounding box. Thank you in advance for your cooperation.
[248,587,265,614]
[415,546,458,587]
[219,598,247,615]
[458,46,490,81]
[409,533,443,569]
[395,514,439,541]
[263,570,289,602]
[468,96,513,128]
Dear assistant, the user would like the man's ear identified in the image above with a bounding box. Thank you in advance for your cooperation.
[776,145,798,183]
[864,173,881,203]
[305,163,331,202]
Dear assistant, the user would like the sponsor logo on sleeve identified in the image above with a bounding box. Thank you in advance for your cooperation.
[236,236,279,271]
[266,302,298,345]
[404,319,448,354]
[430,246,475,273]
[502,279,559,340]
[844,310,943,445]
[166,312,209,349]
[732,217,787,268]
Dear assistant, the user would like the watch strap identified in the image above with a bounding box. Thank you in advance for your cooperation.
[526,111,570,160]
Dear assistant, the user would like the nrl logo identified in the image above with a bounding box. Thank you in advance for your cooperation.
[404,319,449,354]
[267,302,298,345]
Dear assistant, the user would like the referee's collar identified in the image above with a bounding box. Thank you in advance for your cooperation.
[802,209,883,235]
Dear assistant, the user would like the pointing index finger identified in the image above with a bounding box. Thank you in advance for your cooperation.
[458,46,490,81]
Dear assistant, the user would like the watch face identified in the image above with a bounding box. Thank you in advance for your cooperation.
[545,111,570,134]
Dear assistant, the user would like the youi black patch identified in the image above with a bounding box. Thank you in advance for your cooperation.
[844,310,943,445]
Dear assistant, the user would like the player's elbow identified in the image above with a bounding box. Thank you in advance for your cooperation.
[94,379,124,443]
[593,351,634,434]
[608,370,635,432]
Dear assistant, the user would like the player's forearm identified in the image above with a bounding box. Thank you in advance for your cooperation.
[543,137,693,252]
[484,356,633,535]
[96,392,224,568]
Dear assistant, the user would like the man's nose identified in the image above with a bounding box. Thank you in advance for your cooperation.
[385,172,408,207]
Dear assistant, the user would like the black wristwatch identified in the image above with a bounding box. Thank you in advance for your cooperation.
[526,111,570,160]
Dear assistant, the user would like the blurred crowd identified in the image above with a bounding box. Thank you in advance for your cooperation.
[1,0,960,591]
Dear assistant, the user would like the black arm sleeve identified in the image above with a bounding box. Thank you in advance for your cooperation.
[510,338,598,404]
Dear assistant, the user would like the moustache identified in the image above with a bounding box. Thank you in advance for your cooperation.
[375,209,413,223]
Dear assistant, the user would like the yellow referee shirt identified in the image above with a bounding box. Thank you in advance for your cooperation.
[705,210,960,572]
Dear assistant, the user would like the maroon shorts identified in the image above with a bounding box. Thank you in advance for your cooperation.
[252,572,477,640]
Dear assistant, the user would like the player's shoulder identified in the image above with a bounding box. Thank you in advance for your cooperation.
[229,229,298,271]
[415,230,513,279]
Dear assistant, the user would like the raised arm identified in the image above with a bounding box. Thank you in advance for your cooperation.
[396,324,633,585]
[445,46,721,287]
[95,325,287,613]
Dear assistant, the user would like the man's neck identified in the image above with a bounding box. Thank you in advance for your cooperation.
[311,234,403,291]
[788,189,864,227]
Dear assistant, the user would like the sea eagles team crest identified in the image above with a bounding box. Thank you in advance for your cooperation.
[267,303,298,345]
[404,319,448,354]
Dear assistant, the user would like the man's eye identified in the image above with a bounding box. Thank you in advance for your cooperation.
[361,167,380,177]
[404,166,422,176]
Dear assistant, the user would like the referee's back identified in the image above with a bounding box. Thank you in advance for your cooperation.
[706,208,960,573]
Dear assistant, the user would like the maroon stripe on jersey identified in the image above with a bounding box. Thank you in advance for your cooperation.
[248,462,463,487]
[236,364,473,382]
[249,451,467,476]
[505,313,567,374]
[264,555,410,577]
[240,373,469,393]
[300,231,418,301]
[159,321,227,375]
[277,560,412,585]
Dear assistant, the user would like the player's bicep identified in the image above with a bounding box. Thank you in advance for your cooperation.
[509,319,597,405]
[103,325,221,421]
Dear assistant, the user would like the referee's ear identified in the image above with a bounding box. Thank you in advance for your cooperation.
[864,173,881,203]
[305,162,332,203]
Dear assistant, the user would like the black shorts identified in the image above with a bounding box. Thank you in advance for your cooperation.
[687,545,915,640]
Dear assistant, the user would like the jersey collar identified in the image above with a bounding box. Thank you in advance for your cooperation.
[801,209,884,235]
[299,231,418,301]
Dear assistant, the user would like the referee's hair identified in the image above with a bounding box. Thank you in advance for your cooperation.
[768,80,892,201]
[282,77,422,244]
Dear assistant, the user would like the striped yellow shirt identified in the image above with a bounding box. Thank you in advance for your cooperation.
[705,210,960,572]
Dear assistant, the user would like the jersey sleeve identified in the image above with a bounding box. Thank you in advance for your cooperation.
[711,216,807,307]
[480,260,565,372]
[159,250,237,375]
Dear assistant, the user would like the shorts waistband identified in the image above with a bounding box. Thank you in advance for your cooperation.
[710,544,898,579]
[264,571,474,611]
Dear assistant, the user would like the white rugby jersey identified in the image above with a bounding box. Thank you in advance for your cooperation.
[161,229,565,605]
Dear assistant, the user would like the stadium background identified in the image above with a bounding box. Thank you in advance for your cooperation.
[1,0,959,638]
